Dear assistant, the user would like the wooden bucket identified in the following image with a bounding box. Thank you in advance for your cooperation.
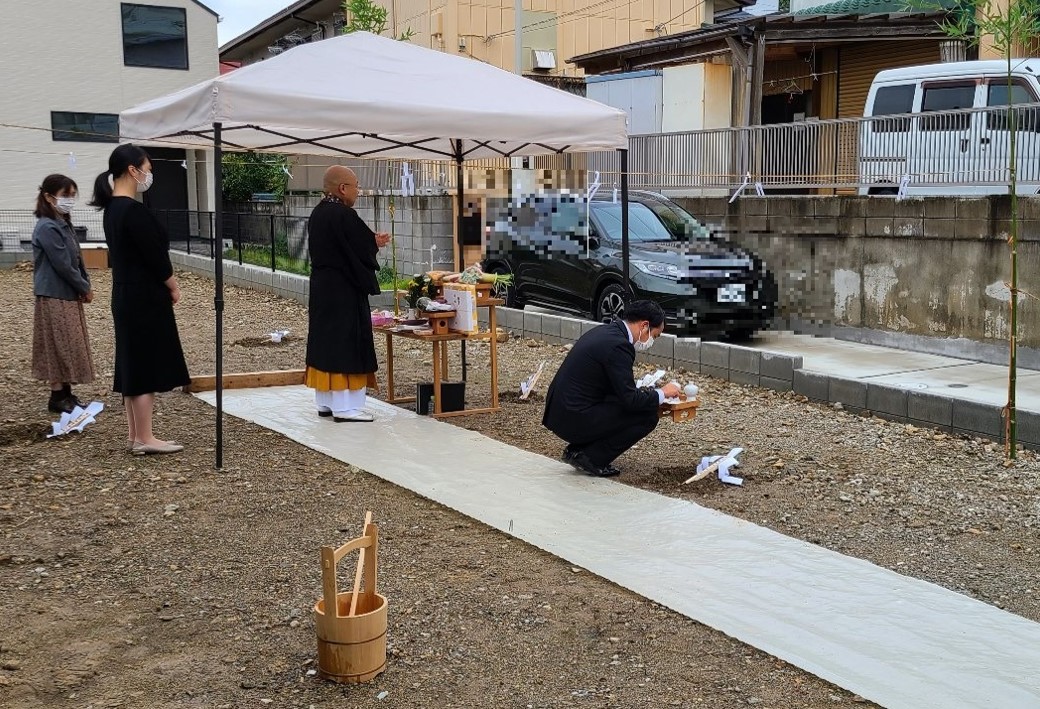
[314,514,388,684]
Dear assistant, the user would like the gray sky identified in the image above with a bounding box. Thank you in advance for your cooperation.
[206,0,298,45]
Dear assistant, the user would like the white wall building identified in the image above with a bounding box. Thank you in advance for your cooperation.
[0,0,220,223]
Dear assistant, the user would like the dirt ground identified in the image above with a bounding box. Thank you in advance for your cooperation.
[2,266,1038,708]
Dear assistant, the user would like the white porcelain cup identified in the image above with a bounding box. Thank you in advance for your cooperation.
[683,383,699,399]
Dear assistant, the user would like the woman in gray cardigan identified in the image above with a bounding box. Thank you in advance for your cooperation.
[32,174,96,413]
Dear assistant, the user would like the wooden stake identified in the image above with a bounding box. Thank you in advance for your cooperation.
[682,458,723,485]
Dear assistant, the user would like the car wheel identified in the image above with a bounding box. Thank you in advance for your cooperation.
[595,282,628,323]
[490,265,523,309]
[721,328,755,343]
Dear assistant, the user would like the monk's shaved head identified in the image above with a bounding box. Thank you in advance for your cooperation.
[323,165,357,193]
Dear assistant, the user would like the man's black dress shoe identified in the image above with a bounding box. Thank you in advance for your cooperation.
[566,450,618,477]
[562,445,580,463]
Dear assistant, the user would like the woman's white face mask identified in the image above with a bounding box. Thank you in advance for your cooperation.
[53,196,77,214]
[131,166,154,193]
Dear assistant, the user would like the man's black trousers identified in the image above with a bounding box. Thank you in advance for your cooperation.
[549,401,659,467]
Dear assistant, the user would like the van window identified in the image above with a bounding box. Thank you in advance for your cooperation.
[986,81,1040,131]
[871,84,915,132]
[920,83,977,131]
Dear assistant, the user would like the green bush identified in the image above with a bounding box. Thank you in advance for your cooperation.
[225,246,310,276]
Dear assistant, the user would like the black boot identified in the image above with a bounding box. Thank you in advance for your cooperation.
[48,389,74,414]
[61,384,85,409]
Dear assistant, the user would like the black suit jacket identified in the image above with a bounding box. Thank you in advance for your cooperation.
[542,320,660,437]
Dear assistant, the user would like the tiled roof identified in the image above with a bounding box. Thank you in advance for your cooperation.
[793,0,955,14]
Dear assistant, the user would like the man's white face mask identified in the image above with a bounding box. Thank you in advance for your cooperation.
[634,323,655,352]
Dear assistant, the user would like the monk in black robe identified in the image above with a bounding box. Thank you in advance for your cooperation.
[304,166,390,422]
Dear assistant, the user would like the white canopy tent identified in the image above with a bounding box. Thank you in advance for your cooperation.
[121,31,627,160]
[119,31,631,468]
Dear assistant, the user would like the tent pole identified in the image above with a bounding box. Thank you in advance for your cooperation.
[455,145,464,271]
[213,123,224,470]
[455,142,468,380]
[620,148,630,294]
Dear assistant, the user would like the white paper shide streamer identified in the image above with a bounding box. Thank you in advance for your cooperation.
[48,401,104,438]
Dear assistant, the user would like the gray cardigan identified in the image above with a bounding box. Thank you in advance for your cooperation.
[32,217,91,301]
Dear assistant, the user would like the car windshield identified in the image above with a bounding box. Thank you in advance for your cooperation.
[592,200,707,242]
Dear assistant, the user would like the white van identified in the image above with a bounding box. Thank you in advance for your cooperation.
[858,59,1040,196]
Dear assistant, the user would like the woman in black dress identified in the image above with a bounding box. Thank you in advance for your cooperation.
[90,144,189,455]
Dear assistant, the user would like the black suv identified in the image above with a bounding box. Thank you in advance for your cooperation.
[481,191,777,339]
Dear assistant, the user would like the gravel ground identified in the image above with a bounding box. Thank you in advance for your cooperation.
[2,266,1039,708]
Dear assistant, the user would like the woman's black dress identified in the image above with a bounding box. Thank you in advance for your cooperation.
[104,197,190,396]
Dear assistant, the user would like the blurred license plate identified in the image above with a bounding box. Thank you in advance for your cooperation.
[717,283,746,303]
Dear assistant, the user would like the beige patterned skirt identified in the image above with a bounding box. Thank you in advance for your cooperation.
[32,296,96,384]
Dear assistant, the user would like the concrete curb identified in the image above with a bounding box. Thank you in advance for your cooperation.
[0,252,31,269]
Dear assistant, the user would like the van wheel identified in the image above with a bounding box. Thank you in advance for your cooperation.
[868,182,898,196]
[490,265,522,309]
[595,282,629,323]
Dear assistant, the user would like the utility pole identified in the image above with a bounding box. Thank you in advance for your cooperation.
[514,0,522,74]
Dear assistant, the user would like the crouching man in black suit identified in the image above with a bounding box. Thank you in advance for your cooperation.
[542,300,681,477]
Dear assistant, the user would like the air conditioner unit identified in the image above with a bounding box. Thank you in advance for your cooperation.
[532,50,556,70]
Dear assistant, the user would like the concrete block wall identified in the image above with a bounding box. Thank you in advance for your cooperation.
[361,195,456,277]
[278,193,457,277]
[673,195,1040,363]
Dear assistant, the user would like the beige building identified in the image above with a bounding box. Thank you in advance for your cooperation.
[0,0,220,215]
[220,0,739,82]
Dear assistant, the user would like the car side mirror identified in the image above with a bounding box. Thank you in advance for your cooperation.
[584,235,600,251]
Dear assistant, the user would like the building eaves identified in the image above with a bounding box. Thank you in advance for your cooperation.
[190,0,219,18]
[219,0,337,58]
[571,10,950,70]
[569,16,759,67]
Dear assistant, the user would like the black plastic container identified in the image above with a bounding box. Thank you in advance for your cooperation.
[416,382,465,415]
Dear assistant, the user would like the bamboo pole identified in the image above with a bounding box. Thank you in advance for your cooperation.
[1006,48,1019,460]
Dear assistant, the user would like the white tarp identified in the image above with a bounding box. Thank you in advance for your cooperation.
[119,31,627,160]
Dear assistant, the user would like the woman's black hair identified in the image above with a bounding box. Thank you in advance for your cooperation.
[89,143,150,209]
[34,174,79,224]
[622,299,665,328]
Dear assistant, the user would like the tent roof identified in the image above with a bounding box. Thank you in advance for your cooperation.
[120,32,627,161]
